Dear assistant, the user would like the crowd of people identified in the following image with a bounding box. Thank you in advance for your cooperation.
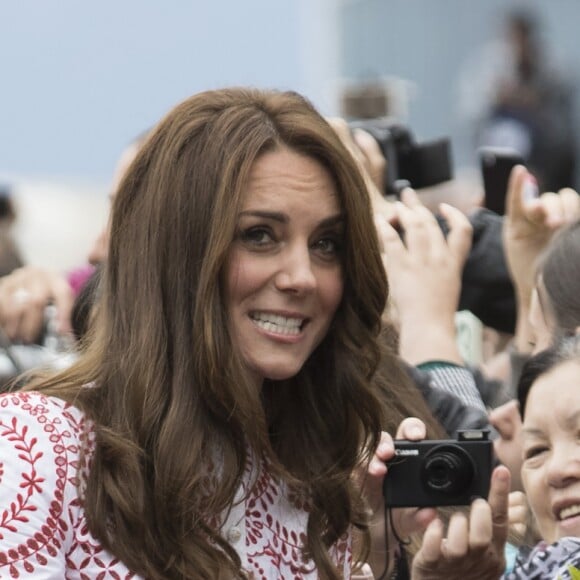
[0,80,579,579]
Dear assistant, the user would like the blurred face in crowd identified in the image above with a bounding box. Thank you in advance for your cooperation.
[224,147,344,386]
[87,142,140,265]
[521,359,580,543]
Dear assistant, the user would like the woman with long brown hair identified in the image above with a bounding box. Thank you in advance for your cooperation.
[0,88,396,578]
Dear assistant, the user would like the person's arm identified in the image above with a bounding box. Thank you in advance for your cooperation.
[409,365,490,431]
[503,167,580,354]
[497,167,580,391]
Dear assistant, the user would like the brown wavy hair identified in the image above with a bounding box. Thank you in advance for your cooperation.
[25,88,389,578]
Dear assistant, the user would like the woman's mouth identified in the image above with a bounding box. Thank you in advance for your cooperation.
[557,503,580,521]
[249,312,307,336]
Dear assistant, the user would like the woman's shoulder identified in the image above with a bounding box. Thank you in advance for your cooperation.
[0,391,101,577]
[507,538,580,579]
[0,390,92,446]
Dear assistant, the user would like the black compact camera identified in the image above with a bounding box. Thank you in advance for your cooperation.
[349,119,453,197]
[383,430,493,508]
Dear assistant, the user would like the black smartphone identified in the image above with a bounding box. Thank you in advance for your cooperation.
[479,147,525,215]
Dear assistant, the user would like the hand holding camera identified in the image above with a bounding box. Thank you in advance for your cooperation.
[411,465,510,580]
[363,418,437,578]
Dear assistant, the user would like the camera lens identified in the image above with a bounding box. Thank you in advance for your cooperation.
[421,445,475,495]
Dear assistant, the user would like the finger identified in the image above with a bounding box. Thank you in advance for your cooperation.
[487,465,511,552]
[18,301,47,344]
[538,191,565,228]
[353,128,386,192]
[3,284,47,343]
[362,432,394,514]
[504,165,529,223]
[438,202,473,264]
[415,518,444,564]
[399,189,442,232]
[375,215,405,257]
[2,305,28,342]
[558,188,580,224]
[488,400,521,440]
[443,512,469,559]
[395,506,438,539]
[508,504,528,527]
[395,200,441,257]
[395,417,426,440]
[400,187,425,209]
[374,431,395,462]
[468,498,492,552]
[508,490,527,509]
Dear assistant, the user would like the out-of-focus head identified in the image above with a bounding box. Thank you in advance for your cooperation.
[102,88,387,391]
[87,139,143,265]
[519,338,580,543]
[506,9,539,62]
[529,221,580,353]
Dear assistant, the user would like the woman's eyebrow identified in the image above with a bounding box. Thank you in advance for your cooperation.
[563,409,580,430]
[521,427,545,438]
[238,212,344,228]
[239,210,287,223]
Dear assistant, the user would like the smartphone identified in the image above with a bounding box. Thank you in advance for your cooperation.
[479,147,525,215]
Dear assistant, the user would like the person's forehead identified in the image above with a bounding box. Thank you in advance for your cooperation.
[243,149,338,199]
[525,360,580,425]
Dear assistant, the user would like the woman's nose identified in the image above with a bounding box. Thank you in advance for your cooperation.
[274,244,316,294]
[547,445,580,488]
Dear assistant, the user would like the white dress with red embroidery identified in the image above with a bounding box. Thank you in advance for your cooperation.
[0,392,352,579]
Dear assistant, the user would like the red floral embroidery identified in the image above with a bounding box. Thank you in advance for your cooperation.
[0,393,351,578]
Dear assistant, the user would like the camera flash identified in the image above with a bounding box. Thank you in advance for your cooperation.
[458,430,489,441]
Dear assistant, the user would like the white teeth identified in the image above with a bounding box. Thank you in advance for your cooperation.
[251,313,303,335]
[559,504,580,520]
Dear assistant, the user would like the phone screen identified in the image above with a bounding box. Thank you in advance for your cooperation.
[479,147,525,215]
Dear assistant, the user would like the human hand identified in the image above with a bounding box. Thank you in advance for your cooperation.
[489,400,523,491]
[411,465,510,580]
[508,491,528,537]
[377,188,472,364]
[364,418,437,578]
[503,166,580,303]
[0,266,73,343]
[326,117,395,223]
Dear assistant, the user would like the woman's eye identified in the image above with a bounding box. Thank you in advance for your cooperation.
[313,236,341,257]
[524,446,548,460]
[240,227,274,246]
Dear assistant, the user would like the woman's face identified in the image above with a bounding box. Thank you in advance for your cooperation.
[521,359,580,543]
[225,146,344,385]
